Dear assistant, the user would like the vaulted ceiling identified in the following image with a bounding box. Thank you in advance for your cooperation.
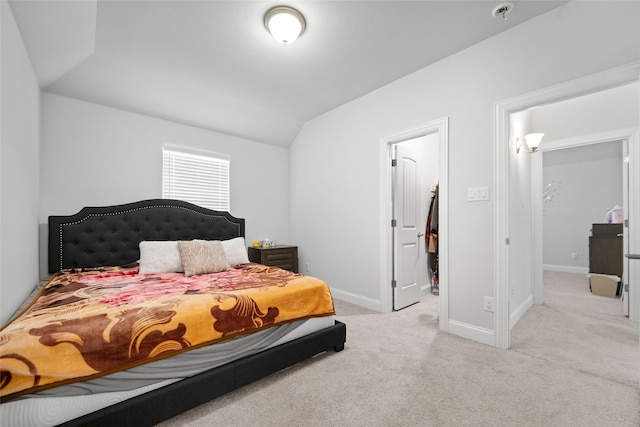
[10,1,567,146]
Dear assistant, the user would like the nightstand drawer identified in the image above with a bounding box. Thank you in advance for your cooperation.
[248,245,298,273]
[264,250,294,262]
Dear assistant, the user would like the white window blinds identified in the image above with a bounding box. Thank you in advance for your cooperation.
[162,147,230,211]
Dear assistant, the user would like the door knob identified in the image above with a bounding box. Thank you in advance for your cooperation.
[418,232,424,238]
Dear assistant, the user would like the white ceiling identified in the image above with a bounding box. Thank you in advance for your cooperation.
[9,0,568,146]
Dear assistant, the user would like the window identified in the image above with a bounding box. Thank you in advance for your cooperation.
[162,146,230,211]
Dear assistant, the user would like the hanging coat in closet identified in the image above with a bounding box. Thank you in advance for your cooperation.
[426,185,439,254]
[425,185,439,293]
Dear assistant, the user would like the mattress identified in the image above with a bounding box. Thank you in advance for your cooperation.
[1,264,335,400]
[0,315,334,426]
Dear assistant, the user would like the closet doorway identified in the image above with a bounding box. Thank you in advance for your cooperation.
[391,135,438,310]
[380,117,449,329]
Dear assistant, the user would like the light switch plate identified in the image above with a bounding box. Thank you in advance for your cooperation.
[468,186,490,202]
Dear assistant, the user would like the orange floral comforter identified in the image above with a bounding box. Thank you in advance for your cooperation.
[0,264,335,402]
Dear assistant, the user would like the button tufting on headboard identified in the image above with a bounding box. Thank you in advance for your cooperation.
[48,199,245,273]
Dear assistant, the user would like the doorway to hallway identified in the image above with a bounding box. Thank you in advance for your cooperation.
[494,62,640,349]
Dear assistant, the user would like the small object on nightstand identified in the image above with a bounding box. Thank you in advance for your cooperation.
[248,245,298,273]
[261,239,272,248]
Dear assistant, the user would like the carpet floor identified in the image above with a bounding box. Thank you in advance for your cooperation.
[158,271,639,426]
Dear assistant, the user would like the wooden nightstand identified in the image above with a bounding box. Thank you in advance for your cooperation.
[248,245,298,273]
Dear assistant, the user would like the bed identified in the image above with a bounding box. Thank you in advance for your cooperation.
[0,199,346,426]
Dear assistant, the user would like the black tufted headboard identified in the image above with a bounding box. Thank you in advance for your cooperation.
[48,199,245,273]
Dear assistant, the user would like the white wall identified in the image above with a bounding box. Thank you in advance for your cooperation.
[289,1,640,342]
[543,142,623,272]
[39,93,290,277]
[509,109,534,321]
[532,83,639,142]
[0,1,41,324]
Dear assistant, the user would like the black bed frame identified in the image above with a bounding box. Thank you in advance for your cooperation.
[46,199,346,426]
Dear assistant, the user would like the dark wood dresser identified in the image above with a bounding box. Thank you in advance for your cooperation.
[589,223,623,277]
[248,245,298,273]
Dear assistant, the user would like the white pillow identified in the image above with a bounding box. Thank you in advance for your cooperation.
[138,241,183,274]
[221,237,250,266]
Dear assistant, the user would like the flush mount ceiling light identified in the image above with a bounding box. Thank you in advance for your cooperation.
[264,6,306,45]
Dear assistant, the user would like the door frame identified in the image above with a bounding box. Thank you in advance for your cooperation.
[379,117,449,330]
[494,62,640,349]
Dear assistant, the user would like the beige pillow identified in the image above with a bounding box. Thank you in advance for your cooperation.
[178,240,230,276]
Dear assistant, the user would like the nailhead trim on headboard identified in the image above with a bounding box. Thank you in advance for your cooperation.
[48,200,245,273]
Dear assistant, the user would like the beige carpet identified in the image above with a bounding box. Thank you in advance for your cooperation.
[157,272,639,426]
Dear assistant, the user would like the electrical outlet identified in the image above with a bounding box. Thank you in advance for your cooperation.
[571,253,578,260]
[305,263,311,272]
[483,296,494,312]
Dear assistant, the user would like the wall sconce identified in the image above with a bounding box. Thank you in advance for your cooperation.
[516,133,544,153]
[264,6,306,45]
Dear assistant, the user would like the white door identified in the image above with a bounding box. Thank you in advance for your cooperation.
[392,143,428,310]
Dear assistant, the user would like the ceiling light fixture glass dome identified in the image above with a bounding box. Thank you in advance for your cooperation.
[264,6,306,45]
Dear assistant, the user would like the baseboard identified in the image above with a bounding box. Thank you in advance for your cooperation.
[510,294,533,328]
[543,264,589,275]
[448,319,495,347]
[330,288,383,312]
[333,288,501,348]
